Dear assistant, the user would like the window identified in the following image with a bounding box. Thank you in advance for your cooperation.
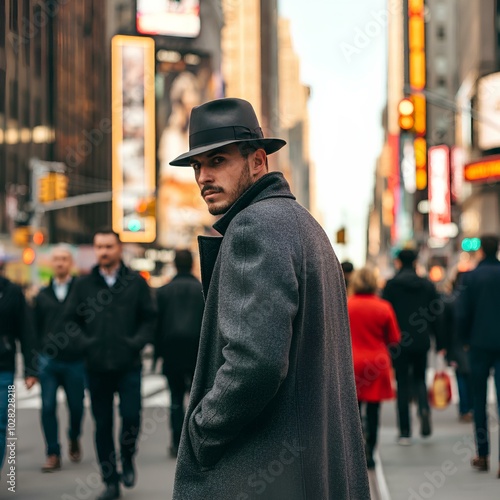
[9,0,18,33]
[0,0,5,48]
[9,79,18,119]
[22,0,30,64]
[437,26,446,40]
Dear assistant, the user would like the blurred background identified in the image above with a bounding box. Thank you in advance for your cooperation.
[0,0,498,287]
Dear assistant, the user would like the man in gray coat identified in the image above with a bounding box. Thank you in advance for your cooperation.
[169,98,370,499]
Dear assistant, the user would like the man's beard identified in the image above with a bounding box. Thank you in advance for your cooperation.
[206,161,253,215]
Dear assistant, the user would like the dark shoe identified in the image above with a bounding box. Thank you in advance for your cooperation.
[459,412,473,423]
[497,466,500,479]
[421,410,432,437]
[169,445,178,458]
[96,483,120,500]
[69,439,82,462]
[41,454,61,472]
[121,458,135,488]
[471,456,489,472]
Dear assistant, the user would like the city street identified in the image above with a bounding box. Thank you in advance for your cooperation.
[375,376,499,500]
[1,375,176,500]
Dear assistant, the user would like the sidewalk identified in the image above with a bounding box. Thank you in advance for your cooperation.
[375,402,499,500]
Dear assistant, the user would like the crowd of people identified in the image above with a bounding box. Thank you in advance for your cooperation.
[343,235,500,479]
[0,233,203,500]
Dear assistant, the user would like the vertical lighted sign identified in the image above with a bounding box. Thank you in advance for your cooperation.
[407,0,427,188]
[111,35,156,243]
[428,145,451,246]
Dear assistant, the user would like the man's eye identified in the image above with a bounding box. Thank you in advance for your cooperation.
[212,157,224,165]
[191,164,200,171]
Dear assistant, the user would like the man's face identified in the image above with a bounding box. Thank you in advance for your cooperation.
[190,144,256,215]
[93,233,122,269]
[51,249,72,278]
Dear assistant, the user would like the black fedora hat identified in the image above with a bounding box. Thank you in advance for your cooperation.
[169,98,286,166]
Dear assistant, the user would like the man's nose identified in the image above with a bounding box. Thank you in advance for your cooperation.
[197,165,214,185]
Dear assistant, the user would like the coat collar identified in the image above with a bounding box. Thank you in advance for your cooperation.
[212,172,295,236]
[198,172,295,299]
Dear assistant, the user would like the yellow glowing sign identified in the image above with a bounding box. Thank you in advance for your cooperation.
[414,137,427,189]
[413,93,426,135]
[464,157,500,183]
[408,2,426,91]
[111,35,156,243]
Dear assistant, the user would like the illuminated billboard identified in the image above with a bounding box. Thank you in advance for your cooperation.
[155,51,221,248]
[111,35,156,243]
[464,156,500,183]
[428,145,451,246]
[136,0,201,38]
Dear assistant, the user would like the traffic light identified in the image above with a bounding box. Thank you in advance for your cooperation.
[398,98,415,131]
[136,197,156,217]
[22,248,36,265]
[336,227,346,244]
[54,173,68,200]
[461,238,481,252]
[32,230,46,245]
[38,175,53,203]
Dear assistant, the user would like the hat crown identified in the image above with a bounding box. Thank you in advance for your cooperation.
[190,98,261,136]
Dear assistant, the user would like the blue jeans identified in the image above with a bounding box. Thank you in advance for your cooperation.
[0,371,14,470]
[470,348,500,458]
[38,355,85,457]
[456,372,473,416]
[87,368,142,485]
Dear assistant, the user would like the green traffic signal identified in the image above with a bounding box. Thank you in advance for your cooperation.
[461,237,481,252]
[127,219,142,232]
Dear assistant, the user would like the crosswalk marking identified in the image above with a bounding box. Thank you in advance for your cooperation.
[15,374,171,410]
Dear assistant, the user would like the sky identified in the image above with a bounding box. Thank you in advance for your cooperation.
[279,0,388,266]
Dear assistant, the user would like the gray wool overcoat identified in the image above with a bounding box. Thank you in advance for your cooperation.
[173,172,370,500]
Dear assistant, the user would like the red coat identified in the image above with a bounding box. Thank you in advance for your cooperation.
[348,294,400,402]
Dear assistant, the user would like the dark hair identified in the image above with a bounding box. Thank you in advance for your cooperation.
[174,249,193,273]
[93,228,121,243]
[238,141,269,168]
[341,261,354,274]
[397,249,418,267]
[480,234,499,258]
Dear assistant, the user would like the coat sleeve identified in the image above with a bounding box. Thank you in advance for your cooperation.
[455,273,473,346]
[129,276,157,351]
[384,302,401,346]
[188,212,300,468]
[15,288,38,377]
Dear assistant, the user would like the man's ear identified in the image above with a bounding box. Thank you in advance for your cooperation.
[252,149,267,176]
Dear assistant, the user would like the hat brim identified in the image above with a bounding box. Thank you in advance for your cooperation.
[169,138,287,166]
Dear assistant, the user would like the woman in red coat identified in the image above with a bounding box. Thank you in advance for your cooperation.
[348,267,401,469]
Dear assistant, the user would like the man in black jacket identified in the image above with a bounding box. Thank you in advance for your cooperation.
[456,235,500,476]
[154,249,203,458]
[383,249,443,445]
[62,230,156,500]
[33,244,85,472]
[0,263,37,476]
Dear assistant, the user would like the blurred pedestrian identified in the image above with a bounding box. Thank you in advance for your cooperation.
[348,267,400,469]
[382,249,444,445]
[168,98,370,499]
[154,249,203,458]
[0,262,37,477]
[341,260,354,290]
[439,278,473,423]
[33,244,85,472]
[456,235,500,476]
[62,229,156,500]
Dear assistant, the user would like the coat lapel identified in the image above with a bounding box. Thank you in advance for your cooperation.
[198,236,223,299]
